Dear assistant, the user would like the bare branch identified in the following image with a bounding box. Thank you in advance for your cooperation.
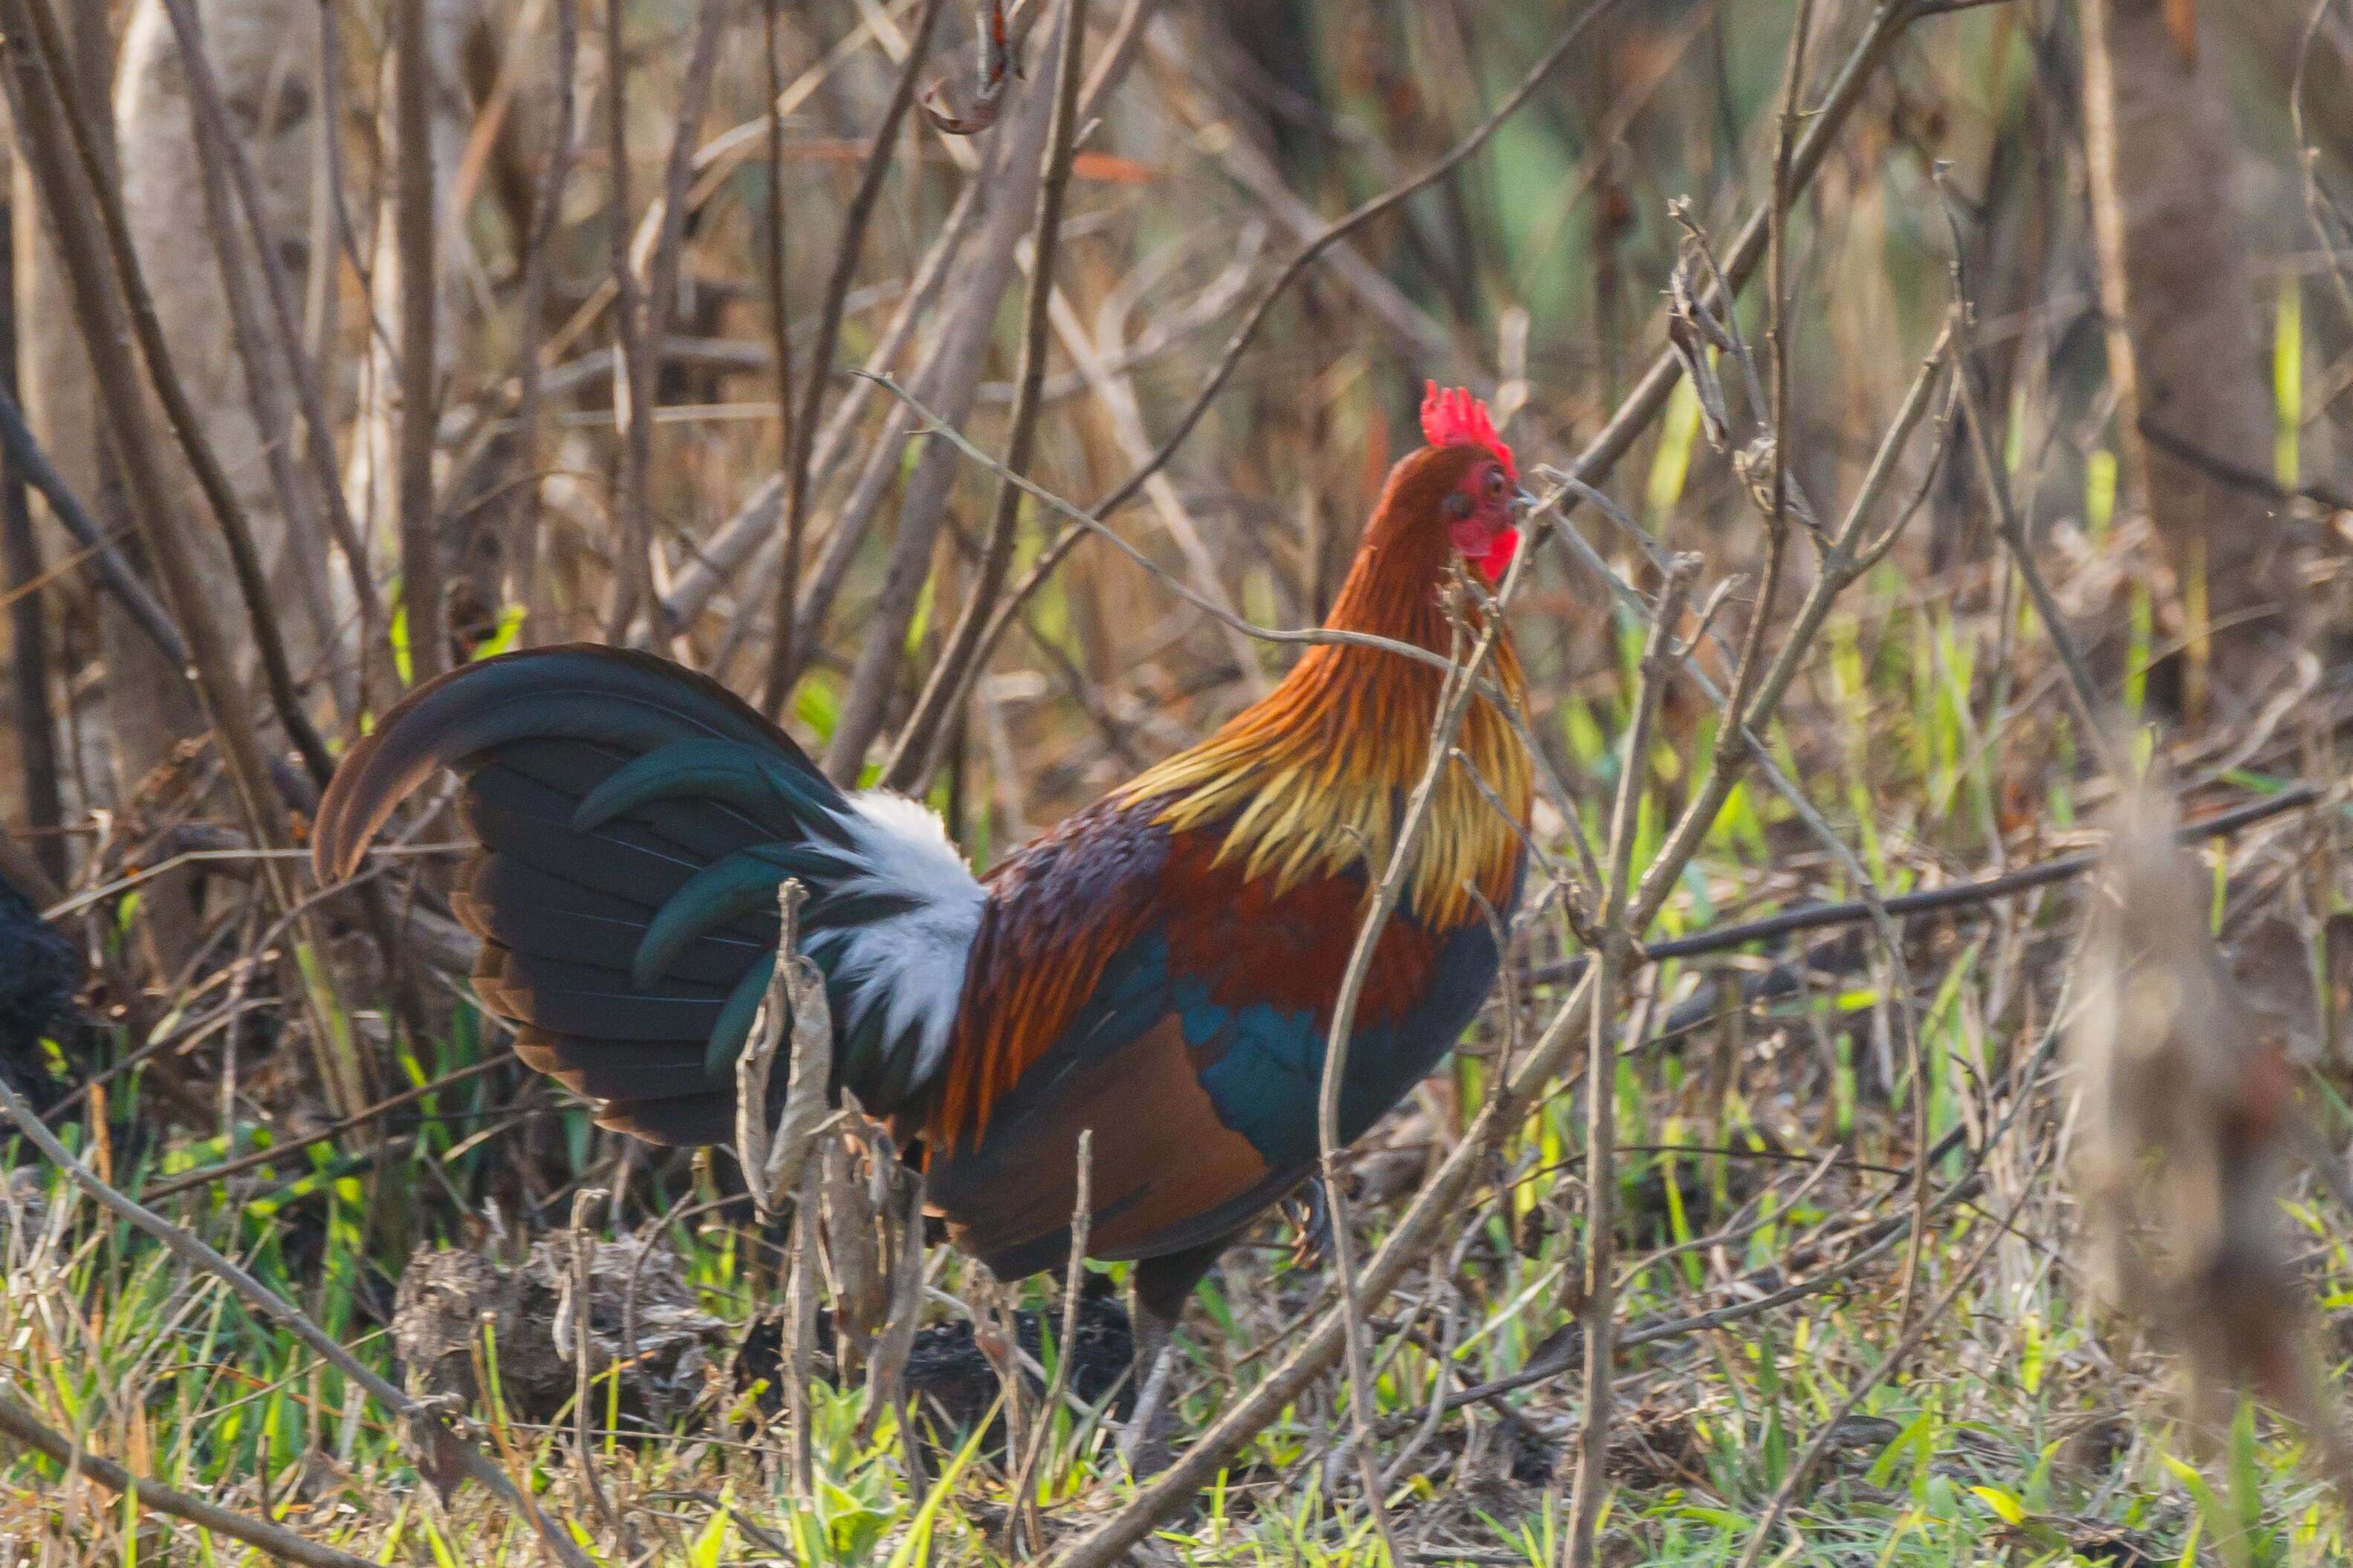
[1566,555,1696,1568]
[760,0,952,700]
[881,0,1091,790]
[0,1388,375,1568]
[393,0,444,683]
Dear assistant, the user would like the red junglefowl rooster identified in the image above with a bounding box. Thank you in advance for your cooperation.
[314,384,1533,1422]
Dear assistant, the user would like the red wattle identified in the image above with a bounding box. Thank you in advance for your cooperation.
[1479,527,1520,583]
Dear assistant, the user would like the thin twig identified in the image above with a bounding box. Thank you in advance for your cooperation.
[762,0,952,707]
[565,1187,623,1535]
[762,0,797,672]
[600,0,649,642]
[393,0,445,684]
[619,0,728,646]
[510,0,580,648]
[166,0,347,720]
[1567,555,1695,1568]
[1323,532,1536,1561]
[0,380,185,665]
[0,226,58,890]
[881,0,1091,791]
[1936,166,2124,776]
[1008,1128,1091,1557]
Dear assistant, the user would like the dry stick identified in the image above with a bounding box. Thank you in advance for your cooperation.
[1594,783,2322,972]
[1747,0,1812,828]
[1079,0,1164,124]
[711,180,982,675]
[760,0,951,706]
[818,74,1060,783]
[1764,0,1814,556]
[1935,169,2124,779]
[0,379,186,664]
[1649,220,1935,1338]
[170,0,346,723]
[510,0,580,647]
[786,1164,822,1496]
[1314,539,1537,1563]
[11,0,334,787]
[0,1389,374,1568]
[158,0,383,691]
[1042,17,1957,1567]
[0,226,60,888]
[565,1187,624,1537]
[880,0,1090,793]
[303,4,341,376]
[316,0,373,308]
[0,1073,598,1568]
[1567,557,1695,1568]
[1008,1128,1091,1558]
[0,0,366,1119]
[392,0,444,684]
[623,0,728,648]
[1727,4,1935,1338]
[931,0,1630,739]
[595,0,650,644]
[762,0,796,668]
[1727,1142,2054,1568]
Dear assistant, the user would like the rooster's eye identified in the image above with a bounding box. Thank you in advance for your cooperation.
[1484,469,1506,498]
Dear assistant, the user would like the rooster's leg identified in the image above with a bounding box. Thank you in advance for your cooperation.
[1117,1235,1230,1477]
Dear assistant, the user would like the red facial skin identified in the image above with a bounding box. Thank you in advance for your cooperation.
[1441,455,1520,583]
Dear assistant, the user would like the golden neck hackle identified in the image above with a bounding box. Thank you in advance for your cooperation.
[1117,447,1533,925]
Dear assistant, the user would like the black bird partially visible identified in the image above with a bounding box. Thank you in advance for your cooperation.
[0,865,79,1115]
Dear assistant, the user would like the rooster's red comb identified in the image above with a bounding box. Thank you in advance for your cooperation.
[1419,383,1517,484]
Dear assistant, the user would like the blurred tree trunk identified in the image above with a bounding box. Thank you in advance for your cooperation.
[15,0,212,974]
[11,4,176,830]
[116,0,340,711]
[0,185,64,888]
[2081,0,2280,705]
[348,0,486,670]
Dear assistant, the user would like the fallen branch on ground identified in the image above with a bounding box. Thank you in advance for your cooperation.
[0,1073,597,1568]
[0,1390,374,1568]
[1525,781,2327,984]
